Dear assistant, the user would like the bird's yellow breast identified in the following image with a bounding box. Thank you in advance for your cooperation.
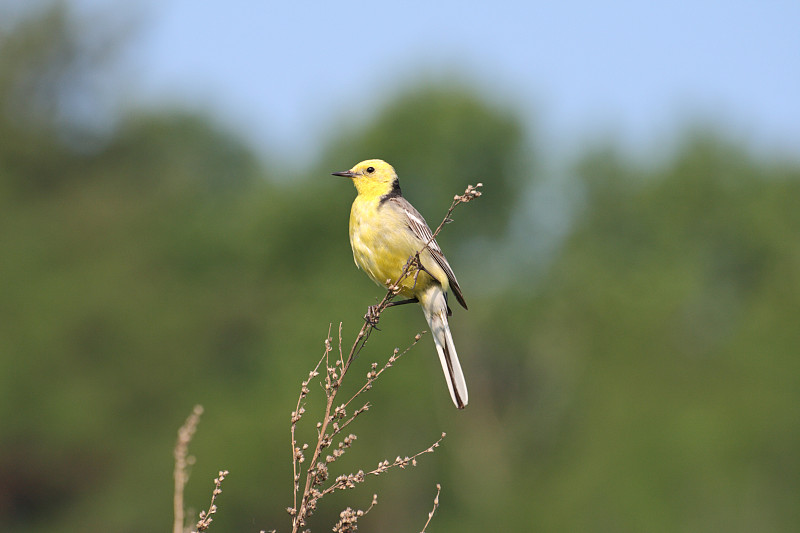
[349,195,436,298]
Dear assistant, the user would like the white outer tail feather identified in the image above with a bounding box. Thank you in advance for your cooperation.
[420,287,468,409]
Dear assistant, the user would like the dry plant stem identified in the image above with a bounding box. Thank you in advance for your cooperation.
[194,470,229,532]
[290,327,341,532]
[420,484,442,533]
[290,330,440,532]
[320,433,446,498]
[429,182,483,249]
[174,405,204,533]
[340,333,425,413]
[290,324,331,514]
[332,494,378,533]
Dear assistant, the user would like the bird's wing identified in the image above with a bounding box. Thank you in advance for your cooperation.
[389,196,468,310]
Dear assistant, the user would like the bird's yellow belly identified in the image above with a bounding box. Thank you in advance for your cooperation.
[350,206,433,298]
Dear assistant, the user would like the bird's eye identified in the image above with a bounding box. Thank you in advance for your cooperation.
[366,166,375,173]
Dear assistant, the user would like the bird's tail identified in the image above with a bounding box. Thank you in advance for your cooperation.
[420,286,468,409]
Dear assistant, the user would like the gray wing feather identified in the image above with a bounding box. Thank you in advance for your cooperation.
[390,197,468,310]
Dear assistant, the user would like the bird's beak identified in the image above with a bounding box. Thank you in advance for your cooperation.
[332,170,355,178]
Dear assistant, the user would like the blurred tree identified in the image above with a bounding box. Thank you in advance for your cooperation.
[485,134,800,532]
[0,2,128,195]
[0,4,277,530]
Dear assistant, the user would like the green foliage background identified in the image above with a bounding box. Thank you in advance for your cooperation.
[2,5,798,532]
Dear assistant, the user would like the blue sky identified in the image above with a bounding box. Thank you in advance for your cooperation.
[67,0,799,161]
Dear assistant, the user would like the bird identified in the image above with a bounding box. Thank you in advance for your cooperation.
[332,159,469,409]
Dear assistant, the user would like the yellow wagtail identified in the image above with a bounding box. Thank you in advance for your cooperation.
[333,159,469,409]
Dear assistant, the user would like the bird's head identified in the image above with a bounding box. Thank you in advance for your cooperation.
[332,159,400,197]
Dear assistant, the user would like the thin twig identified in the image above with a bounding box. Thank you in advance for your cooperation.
[320,432,446,497]
[194,470,229,532]
[340,332,426,412]
[290,330,441,532]
[420,484,442,533]
[332,494,378,533]
[290,328,332,518]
